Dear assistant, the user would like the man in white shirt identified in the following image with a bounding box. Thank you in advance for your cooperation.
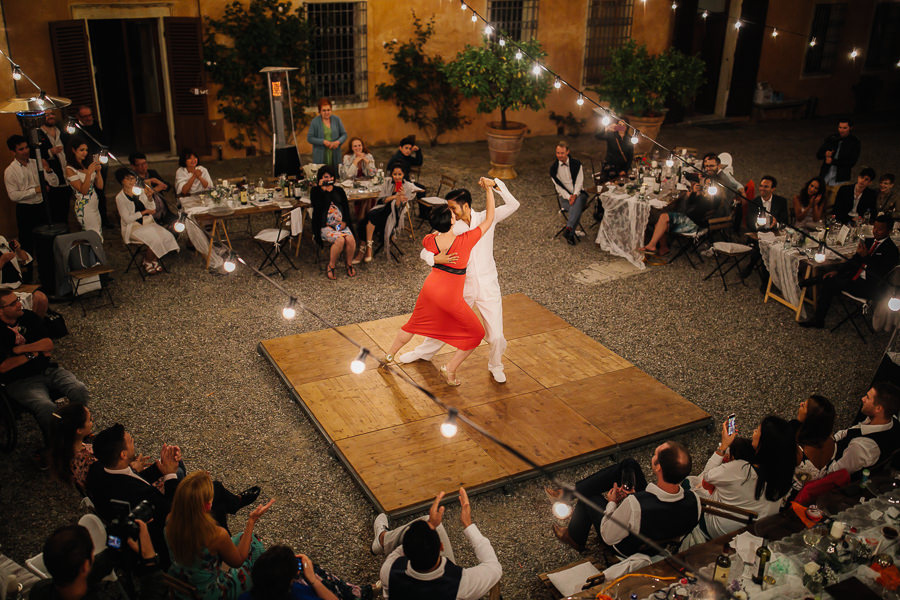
[829,382,900,476]
[372,488,502,600]
[552,441,700,556]
[5,134,59,254]
[398,178,519,383]
[549,141,588,245]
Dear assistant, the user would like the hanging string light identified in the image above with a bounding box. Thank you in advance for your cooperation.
[471,13,477,23]
[702,9,709,19]
[733,20,742,30]
[771,28,778,38]
[65,117,77,134]
[889,296,900,312]
[98,149,109,164]
[665,155,675,168]
[350,349,369,374]
[553,77,561,89]
[460,2,467,9]
[814,243,827,263]
[484,24,493,35]
[601,113,612,127]
[809,37,817,47]
[531,62,542,76]
[440,408,459,438]
[671,2,678,11]
[282,297,297,320]
[707,183,719,196]
[132,179,144,196]
[849,48,859,60]
[630,129,640,145]
[173,213,187,233]
[576,94,585,106]
[514,50,523,60]
[756,212,768,227]
[498,37,506,47]
[11,65,22,81]
[223,253,237,273]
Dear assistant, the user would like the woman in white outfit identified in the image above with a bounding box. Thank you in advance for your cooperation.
[65,140,104,240]
[174,149,213,196]
[114,168,179,274]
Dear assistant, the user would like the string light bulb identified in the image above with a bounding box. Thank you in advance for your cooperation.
[350,349,369,374]
[98,149,109,164]
[630,130,640,145]
[889,296,900,312]
[850,48,859,60]
[814,243,826,263]
[734,20,742,30]
[440,408,459,438]
[552,500,573,519]
[498,37,505,47]
[65,117,77,134]
[702,10,709,19]
[666,155,675,168]
[553,77,561,89]
[282,297,297,320]
[707,184,718,196]
[484,24,493,35]
[809,37,817,47]
[12,65,22,81]
[514,50,522,60]
[576,94,584,106]
[601,114,611,126]
[471,13,477,22]
[771,28,778,38]
[174,214,186,233]
[671,1,678,10]
[460,2,467,9]
[531,63,541,76]
[756,212,768,227]
[132,180,144,196]
[223,253,237,273]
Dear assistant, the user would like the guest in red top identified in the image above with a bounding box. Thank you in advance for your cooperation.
[384,178,496,386]
[354,165,418,263]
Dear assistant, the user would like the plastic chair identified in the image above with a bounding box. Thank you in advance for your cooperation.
[77,514,119,582]
[25,553,50,579]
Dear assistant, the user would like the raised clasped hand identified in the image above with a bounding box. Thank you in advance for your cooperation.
[427,491,446,529]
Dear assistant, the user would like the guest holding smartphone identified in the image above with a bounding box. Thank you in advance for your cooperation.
[65,140,104,239]
[311,165,357,279]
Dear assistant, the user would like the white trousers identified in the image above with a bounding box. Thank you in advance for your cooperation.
[413,288,507,370]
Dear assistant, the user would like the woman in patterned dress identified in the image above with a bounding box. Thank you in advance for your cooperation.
[311,165,357,279]
[166,471,274,600]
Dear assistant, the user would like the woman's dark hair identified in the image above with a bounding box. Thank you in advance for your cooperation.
[445,188,472,207]
[50,404,89,484]
[729,437,755,463]
[796,395,835,447]
[749,416,795,501]
[798,176,825,207]
[316,164,337,182]
[250,545,297,599]
[429,205,453,233]
[66,140,89,170]
[386,160,407,179]
[178,149,197,168]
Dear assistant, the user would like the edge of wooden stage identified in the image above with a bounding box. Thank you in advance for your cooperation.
[257,293,712,518]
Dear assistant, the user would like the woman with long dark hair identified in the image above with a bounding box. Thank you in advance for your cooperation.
[792,395,837,488]
[793,176,825,228]
[174,149,213,196]
[310,165,357,279]
[49,403,94,489]
[694,415,795,539]
[65,140,104,238]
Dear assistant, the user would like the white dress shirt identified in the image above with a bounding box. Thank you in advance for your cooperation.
[828,418,896,476]
[599,483,701,547]
[552,160,584,199]
[420,180,520,300]
[5,158,59,204]
[696,454,784,538]
[104,465,178,484]
[380,523,502,600]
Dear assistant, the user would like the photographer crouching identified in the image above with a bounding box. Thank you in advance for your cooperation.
[29,517,166,600]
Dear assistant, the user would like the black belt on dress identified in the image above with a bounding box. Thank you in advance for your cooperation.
[433,264,466,275]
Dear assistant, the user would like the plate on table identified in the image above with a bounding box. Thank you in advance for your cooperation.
[207,207,235,217]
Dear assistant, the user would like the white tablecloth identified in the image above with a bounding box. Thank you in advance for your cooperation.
[595,190,652,269]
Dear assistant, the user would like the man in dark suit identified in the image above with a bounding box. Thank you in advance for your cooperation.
[85,424,259,566]
[833,168,878,225]
[740,175,790,287]
[800,214,900,328]
[817,119,861,190]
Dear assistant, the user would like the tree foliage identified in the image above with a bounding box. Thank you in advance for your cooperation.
[590,40,706,117]
[203,0,312,150]
[443,38,552,130]
[376,13,469,146]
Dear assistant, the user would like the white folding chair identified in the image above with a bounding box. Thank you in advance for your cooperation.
[77,514,119,582]
[718,152,734,176]
[253,210,298,278]
[25,553,50,579]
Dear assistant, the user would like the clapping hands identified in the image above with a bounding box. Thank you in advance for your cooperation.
[158,443,181,475]
[427,488,474,530]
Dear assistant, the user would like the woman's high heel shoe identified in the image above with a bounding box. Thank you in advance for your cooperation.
[364,240,374,263]
[440,365,461,387]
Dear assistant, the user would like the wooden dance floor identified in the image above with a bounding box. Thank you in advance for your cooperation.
[258,294,711,516]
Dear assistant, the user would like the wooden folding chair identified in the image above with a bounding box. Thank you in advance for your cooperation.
[702,217,753,290]
[253,209,298,278]
[700,498,758,528]
[124,242,169,280]
[68,240,115,316]
[161,572,201,600]
[416,173,457,230]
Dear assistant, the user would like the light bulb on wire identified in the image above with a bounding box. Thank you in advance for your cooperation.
[850,49,859,60]
[471,13,477,23]
[701,10,709,19]
[532,63,541,76]
[671,1,678,10]
[708,184,718,196]
[771,28,778,38]
[734,20,742,30]
[65,117,77,134]
[132,180,144,196]
[514,50,522,60]
[552,500,572,519]
[282,297,297,320]
[350,349,369,374]
[498,37,505,47]
[460,2,467,9]
[553,77,561,89]
[174,215,186,233]
[601,114,611,127]
[484,24,493,35]
[630,130,640,145]
[576,94,584,106]
[98,149,109,164]
[756,213,768,227]
[809,37,817,47]
[440,408,459,438]
[223,253,237,273]
[665,155,675,168]
[889,296,900,312]
[11,65,22,81]
[814,243,826,263]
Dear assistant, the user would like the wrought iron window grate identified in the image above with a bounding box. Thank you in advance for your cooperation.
[306,1,368,103]
[583,0,634,86]
[488,0,539,41]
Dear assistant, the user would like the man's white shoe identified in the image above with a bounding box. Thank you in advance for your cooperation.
[490,367,507,384]
[398,351,423,364]
[371,513,389,555]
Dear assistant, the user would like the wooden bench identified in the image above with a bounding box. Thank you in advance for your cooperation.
[752,97,812,121]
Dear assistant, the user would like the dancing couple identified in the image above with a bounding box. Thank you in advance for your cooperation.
[384,176,520,386]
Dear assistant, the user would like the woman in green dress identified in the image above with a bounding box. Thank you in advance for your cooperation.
[307,98,347,168]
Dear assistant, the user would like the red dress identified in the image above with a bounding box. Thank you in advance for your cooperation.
[402,228,485,350]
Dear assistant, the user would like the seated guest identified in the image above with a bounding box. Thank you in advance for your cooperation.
[791,395,837,489]
[0,288,87,463]
[30,521,166,600]
[166,471,273,600]
[342,137,376,179]
[550,140,588,245]
[387,135,423,181]
[115,168,180,275]
[372,488,502,600]
[825,382,900,478]
[739,175,790,285]
[0,235,48,317]
[832,167,877,224]
[599,119,634,181]
[354,165,417,264]
[799,214,899,328]
[692,416,794,540]
[174,149,213,196]
[240,544,377,600]
[50,403,97,490]
[130,152,178,228]
[310,165,357,280]
[551,441,700,555]
[699,152,740,218]
[639,179,713,256]
[793,176,826,229]
[877,173,897,218]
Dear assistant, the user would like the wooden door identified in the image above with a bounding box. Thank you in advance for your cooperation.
[123,20,170,152]
[163,17,210,155]
[49,20,97,116]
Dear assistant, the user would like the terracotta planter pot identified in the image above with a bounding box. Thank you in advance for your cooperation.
[624,113,666,156]
[485,121,527,179]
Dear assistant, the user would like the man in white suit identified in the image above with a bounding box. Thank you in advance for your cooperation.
[399,178,519,383]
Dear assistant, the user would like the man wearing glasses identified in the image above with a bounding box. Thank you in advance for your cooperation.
[0,288,89,467]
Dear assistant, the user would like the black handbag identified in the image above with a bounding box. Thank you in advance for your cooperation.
[44,308,69,339]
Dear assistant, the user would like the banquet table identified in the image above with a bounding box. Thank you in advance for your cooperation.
[595,189,655,269]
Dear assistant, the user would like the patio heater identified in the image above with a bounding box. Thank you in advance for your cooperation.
[0,93,71,294]
[260,67,302,178]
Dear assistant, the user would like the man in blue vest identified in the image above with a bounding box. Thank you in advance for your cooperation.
[373,488,502,599]
[828,382,900,477]
[549,141,589,245]
[552,441,700,555]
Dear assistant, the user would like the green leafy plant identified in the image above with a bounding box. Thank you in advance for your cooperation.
[376,13,469,147]
[590,40,705,117]
[549,111,587,137]
[443,38,553,130]
[203,0,312,151]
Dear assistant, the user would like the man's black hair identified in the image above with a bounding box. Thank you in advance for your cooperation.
[92,423,127,468]
[760,175,777,188]
[402,520,441,572]
[129,152,147,164]
[43,525,93,586]
[445,189,472,207]
[860,167,876,180]
[657,441,692,484]
[6,134,27,151]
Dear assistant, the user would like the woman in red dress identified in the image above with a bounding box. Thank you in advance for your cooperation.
[384,177,496,386]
